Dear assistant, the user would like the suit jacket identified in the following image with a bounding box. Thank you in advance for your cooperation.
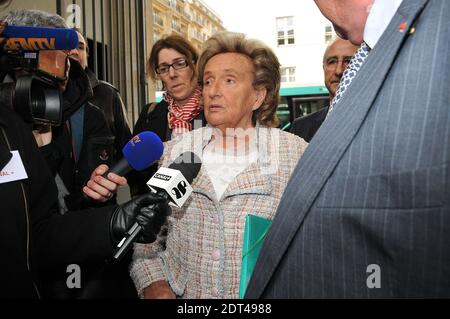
[246,0,450,298]
[290,106,329,142]
[130,127,307,298]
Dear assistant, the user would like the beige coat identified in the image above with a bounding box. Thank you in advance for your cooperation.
[130,126,307,298]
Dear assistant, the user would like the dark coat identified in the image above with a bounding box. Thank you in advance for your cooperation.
[86,68,132,160]
[290,106,329,143]
[0,106,114,299]
[40,61,114,210]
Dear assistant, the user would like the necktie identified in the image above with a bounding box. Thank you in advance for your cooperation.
[328,42,371,114]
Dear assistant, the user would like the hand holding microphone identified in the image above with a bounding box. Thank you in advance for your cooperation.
[109,192,171,245]
[83,131,164,202]
[111,151,202,262]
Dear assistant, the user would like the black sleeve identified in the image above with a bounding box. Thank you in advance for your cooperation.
[132,103,151,137]
[112,92,132,156]
[66,104,115,210]
[127,103,161,197]
[19,122,115,270]
[38,141,63,177]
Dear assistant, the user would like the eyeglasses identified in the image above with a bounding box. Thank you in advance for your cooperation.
[324,57,352,70]
[156,59,189,75]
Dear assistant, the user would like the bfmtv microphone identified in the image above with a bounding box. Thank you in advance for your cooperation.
[102,131,164,178]
[0,25,78,51]
[112,152,201,262]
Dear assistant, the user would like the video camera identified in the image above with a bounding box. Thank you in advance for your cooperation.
[0,22,78,126]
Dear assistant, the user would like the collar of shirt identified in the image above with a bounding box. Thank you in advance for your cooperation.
[364,0,403,49]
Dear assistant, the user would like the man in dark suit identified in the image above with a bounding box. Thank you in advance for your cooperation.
[291,38,358,142]
[246,0,450,298]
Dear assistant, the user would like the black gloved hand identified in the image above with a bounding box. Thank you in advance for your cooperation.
[110,192,171,244]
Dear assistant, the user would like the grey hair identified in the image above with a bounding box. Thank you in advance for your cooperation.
[2,9,68,28]
[323,39,337,63]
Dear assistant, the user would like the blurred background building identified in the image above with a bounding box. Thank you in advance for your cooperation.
[152,0,223,53]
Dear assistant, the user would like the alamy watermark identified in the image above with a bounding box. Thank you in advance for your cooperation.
[168,123,281,176]
[366,264,381,289]
[66,264,81,289]
[65,4,81,28]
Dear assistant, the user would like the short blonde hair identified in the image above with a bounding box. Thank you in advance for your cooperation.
[198,31,280,127]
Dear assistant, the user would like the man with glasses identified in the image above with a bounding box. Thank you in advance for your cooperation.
[291,37,358,142]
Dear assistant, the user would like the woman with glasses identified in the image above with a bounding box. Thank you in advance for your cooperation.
[83,35,205,200]
[134,34,204,140]
[128,35,205,196]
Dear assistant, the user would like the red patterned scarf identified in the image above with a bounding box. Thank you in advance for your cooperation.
[166,84,203,134]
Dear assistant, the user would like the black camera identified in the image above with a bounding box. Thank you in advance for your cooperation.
[0,23,78,126]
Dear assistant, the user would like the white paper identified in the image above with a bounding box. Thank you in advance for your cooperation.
[0,151,28,184]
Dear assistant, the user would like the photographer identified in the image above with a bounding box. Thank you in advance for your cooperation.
[2,10,116,213]
[0,16,170,298]
[0,102,169,299]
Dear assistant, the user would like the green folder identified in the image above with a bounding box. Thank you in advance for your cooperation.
[239,214,272,299]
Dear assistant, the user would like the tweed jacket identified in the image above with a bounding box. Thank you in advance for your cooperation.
[130,126,307,298]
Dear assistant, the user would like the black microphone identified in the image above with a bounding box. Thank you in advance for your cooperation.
[112,151,202,262]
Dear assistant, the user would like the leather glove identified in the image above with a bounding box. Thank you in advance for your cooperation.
[110,192,171,244]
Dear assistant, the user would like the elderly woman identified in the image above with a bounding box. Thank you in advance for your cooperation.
[130,31,308,299]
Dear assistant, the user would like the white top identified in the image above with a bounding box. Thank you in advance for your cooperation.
[203,143,258,200]
[364,0,404,49]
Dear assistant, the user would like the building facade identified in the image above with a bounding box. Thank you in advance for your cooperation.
[272,1,335,121]
[151,0,224,94]
[152,0,224,53]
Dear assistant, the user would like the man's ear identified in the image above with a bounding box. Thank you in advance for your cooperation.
[253,87,267,111]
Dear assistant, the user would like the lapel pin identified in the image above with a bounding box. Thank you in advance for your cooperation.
[409,27,416,35]
[399,22,407,32]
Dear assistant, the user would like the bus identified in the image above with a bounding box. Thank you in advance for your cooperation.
[277,85,329,131]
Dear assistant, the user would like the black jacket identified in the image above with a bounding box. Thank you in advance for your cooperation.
[40,61,114,210]
[85,68,132,160]
[129,100,205,196]
[0,106,114,299]
[290,106,329,143]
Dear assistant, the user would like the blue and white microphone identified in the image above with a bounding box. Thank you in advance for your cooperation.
[102,131,164,178]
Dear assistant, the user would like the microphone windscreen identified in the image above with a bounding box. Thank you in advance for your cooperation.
[168,152,202,184]
[122,131,164,171]
[1,26,78,50]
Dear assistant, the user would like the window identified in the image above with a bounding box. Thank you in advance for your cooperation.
[281,67,296,83]
[153,10,164,27]
[172,19,181,33]
[325,24,334,43]
[276,16,295,46]
[169,0,177,9]
[153,32,161,42]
